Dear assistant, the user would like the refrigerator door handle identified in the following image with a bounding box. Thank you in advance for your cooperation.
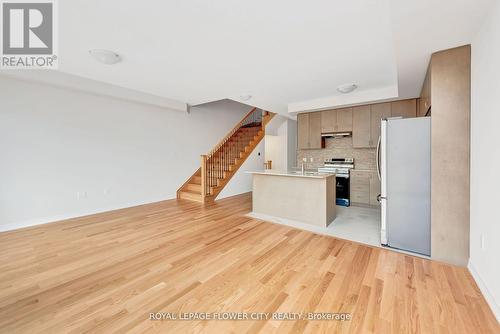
[376,135,381,180]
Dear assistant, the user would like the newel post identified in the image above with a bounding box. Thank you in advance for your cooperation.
[201,155,207,199]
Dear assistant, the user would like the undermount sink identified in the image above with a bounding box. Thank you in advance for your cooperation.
[290,171,320,175]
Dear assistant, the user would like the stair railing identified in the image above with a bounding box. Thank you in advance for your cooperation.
[200,107,265,198]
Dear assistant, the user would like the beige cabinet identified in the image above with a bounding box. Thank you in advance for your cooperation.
[352,106,371,148]
[321,109,338,133]
[350,171,370,204]
[370,103,391,147]
[297,113,309,150]
[337,108,353,132]
[309,112,322,149]
[391,99,417,118]
[297,113,322,150]
[321,108,352,133]
[350,170,379,206]
[353,103,391,148]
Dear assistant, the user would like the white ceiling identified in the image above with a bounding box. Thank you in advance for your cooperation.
[2,0,494,114]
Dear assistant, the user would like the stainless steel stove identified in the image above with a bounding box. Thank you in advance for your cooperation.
[318,158,354,206]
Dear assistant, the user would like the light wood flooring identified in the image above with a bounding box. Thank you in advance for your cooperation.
[0,193,498,333]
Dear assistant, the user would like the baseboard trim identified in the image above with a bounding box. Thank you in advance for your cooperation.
[0,190,255,233]
[0,196,172,233]
[468,260,500,322]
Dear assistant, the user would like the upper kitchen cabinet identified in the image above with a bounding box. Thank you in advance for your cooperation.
[321,109,338,133]
[352,105,371,148]
[353,102,390,148]
[298,112,322,149]
[370,103,391,147]
[297,113,309,149]
[308,112,322,149]
[320,107,353,133]
[391,99,417,118]
[337,108,353,132]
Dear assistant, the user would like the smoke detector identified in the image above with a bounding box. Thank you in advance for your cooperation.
[336,84,358,94]
[89,49,122,65]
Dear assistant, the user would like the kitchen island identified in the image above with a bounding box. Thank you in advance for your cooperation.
[247,170,336,227]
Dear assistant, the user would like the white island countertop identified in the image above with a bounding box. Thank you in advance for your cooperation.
[246,170,335,179]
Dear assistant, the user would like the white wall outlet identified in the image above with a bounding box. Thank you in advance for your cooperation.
[480,234,485,251]
[309,157,313,162]
[302,157,307,162]
[77,191,88,200]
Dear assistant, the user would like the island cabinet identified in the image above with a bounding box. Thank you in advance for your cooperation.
[350,170,380,206]
[250,171,337,227]
[297,112,322,149]
[321,107,353,133]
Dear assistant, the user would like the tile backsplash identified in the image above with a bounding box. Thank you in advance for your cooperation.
[297,136,376,170]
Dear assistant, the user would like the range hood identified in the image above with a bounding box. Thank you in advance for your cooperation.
[321,132,352,138]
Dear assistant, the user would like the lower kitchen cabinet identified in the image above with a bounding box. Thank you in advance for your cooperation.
[350,170,380,206]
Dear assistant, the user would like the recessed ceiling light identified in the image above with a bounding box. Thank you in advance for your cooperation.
[240,94,252,101]
[89,49,122,65]
[337,84,358,94]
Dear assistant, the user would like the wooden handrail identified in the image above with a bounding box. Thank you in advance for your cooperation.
[207,107,258,157]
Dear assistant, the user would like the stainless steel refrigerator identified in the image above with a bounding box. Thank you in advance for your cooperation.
[377,117,431,256]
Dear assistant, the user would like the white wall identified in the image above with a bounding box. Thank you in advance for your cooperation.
[470,0,500,321]
[264,115,297,170]
[0,76,261,231]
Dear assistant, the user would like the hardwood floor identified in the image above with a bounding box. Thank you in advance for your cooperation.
[0,193,498,333]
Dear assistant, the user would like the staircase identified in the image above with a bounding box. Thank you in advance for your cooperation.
[177,107,275,203]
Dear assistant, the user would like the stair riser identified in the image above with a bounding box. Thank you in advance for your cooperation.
[186,184,201,192]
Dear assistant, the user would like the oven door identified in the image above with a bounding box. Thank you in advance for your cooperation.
[335,175,350,206]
